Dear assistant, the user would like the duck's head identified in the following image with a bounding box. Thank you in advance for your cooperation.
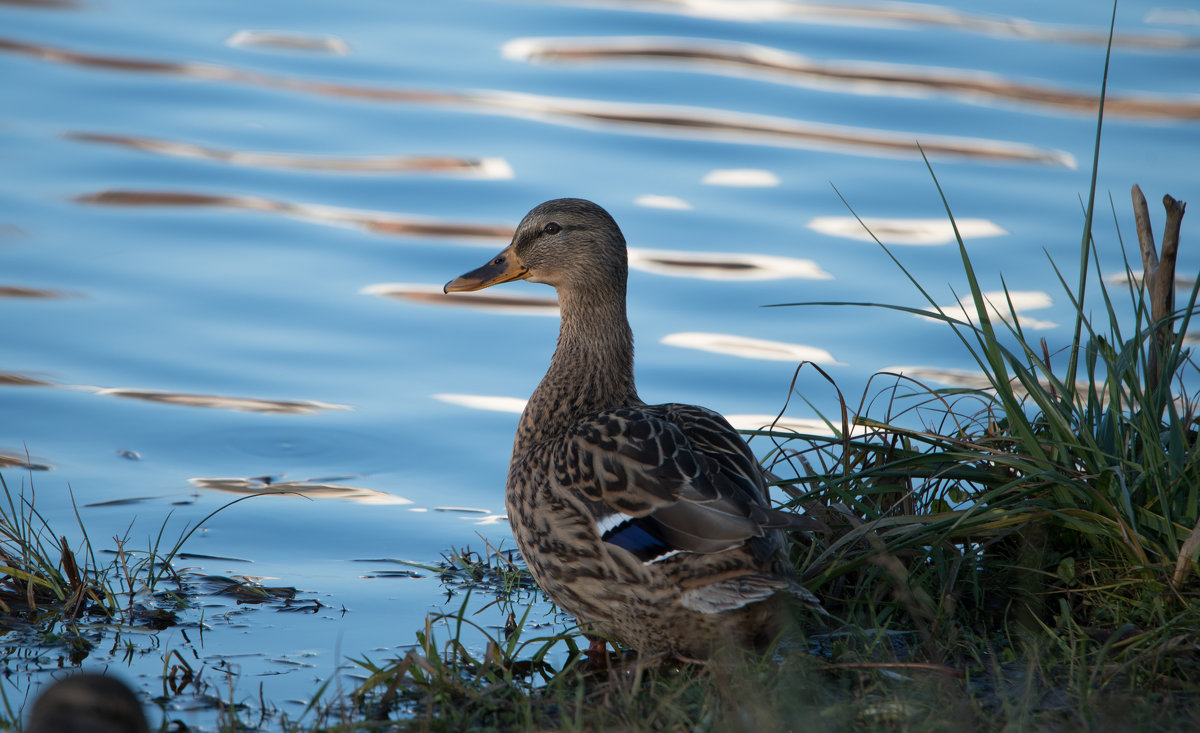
[444,198,627,294]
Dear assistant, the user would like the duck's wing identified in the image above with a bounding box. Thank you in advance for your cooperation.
[561,404,805,564]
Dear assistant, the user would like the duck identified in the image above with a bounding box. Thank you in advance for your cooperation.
[27,673,150,733]
[444,198,824,659]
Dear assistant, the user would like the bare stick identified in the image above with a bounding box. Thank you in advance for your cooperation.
[1131,185,1187,396]
[1132,184,1156,273]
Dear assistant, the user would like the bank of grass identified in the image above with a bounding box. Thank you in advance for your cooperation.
[342,179,1199,730]
[345,39,1200,733]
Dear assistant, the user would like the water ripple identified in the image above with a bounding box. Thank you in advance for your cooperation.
[923,290,1056,330]
[64,132,514,177]
[0,450,52,471]
[95,389,353,414]
[361,283,559,315]
[0,285,76,298]
[548,0,1200,51]
[505,36,1200,121]
[75,190,513,242]
[225,30,350,56]
[662,331,843,364]
[0,36,1074,165]
[807,216,1007,245]
[187,476,410,504]
[628,248,831,280]
[0,371,350,414]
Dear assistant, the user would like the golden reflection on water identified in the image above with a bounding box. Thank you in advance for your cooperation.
[362,283,559,314]
[64,132,514,177]
[924,290,1056,330]
[550,0,1200,51]
[0,36,1074,165]
[807,216,1007,245]
[505,36,1200,122]
[662,331,843,364]
[188,476,412,505]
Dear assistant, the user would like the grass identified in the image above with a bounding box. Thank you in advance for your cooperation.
[0,473,314,729]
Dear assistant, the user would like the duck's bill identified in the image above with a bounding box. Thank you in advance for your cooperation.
[444,249,529,293]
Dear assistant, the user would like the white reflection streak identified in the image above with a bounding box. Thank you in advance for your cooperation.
[724,413,837,435]
[92,388,352,414]
[662,332,843,364]
[431,397,846,441]
[479,89,1074,166]
[702,169,780,187]
[923,291,1055,330]
[1104,270,1197,292]
[226,30,351,55]
[433,393,528,413]
[807,216,1007,245]
[544,1,1200,50]
[882,366,996,391]
[361,283,560,315]
[628,248,831,281]
[634,194,693,210]
[187,477,411,505]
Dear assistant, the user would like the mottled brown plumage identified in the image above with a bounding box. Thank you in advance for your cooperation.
[445,198,823,658]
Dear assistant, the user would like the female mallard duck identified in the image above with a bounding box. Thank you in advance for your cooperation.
[445,198,823,658]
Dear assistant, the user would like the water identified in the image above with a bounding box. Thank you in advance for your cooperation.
[2,0,1198,726]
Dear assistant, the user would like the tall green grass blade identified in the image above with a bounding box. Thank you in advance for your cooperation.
[1066,1,1118,392]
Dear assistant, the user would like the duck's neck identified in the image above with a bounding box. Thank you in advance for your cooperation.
[514,282,640,453]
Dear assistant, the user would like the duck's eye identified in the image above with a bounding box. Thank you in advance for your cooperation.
[543,222,562,235]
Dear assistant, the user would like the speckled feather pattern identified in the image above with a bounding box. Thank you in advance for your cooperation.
[453,198,822,658]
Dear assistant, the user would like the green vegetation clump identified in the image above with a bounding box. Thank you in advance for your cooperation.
[349,64,1200,730]
[345,178,1198,730]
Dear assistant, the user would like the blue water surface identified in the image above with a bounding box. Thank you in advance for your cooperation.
[2,0,1198,727]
